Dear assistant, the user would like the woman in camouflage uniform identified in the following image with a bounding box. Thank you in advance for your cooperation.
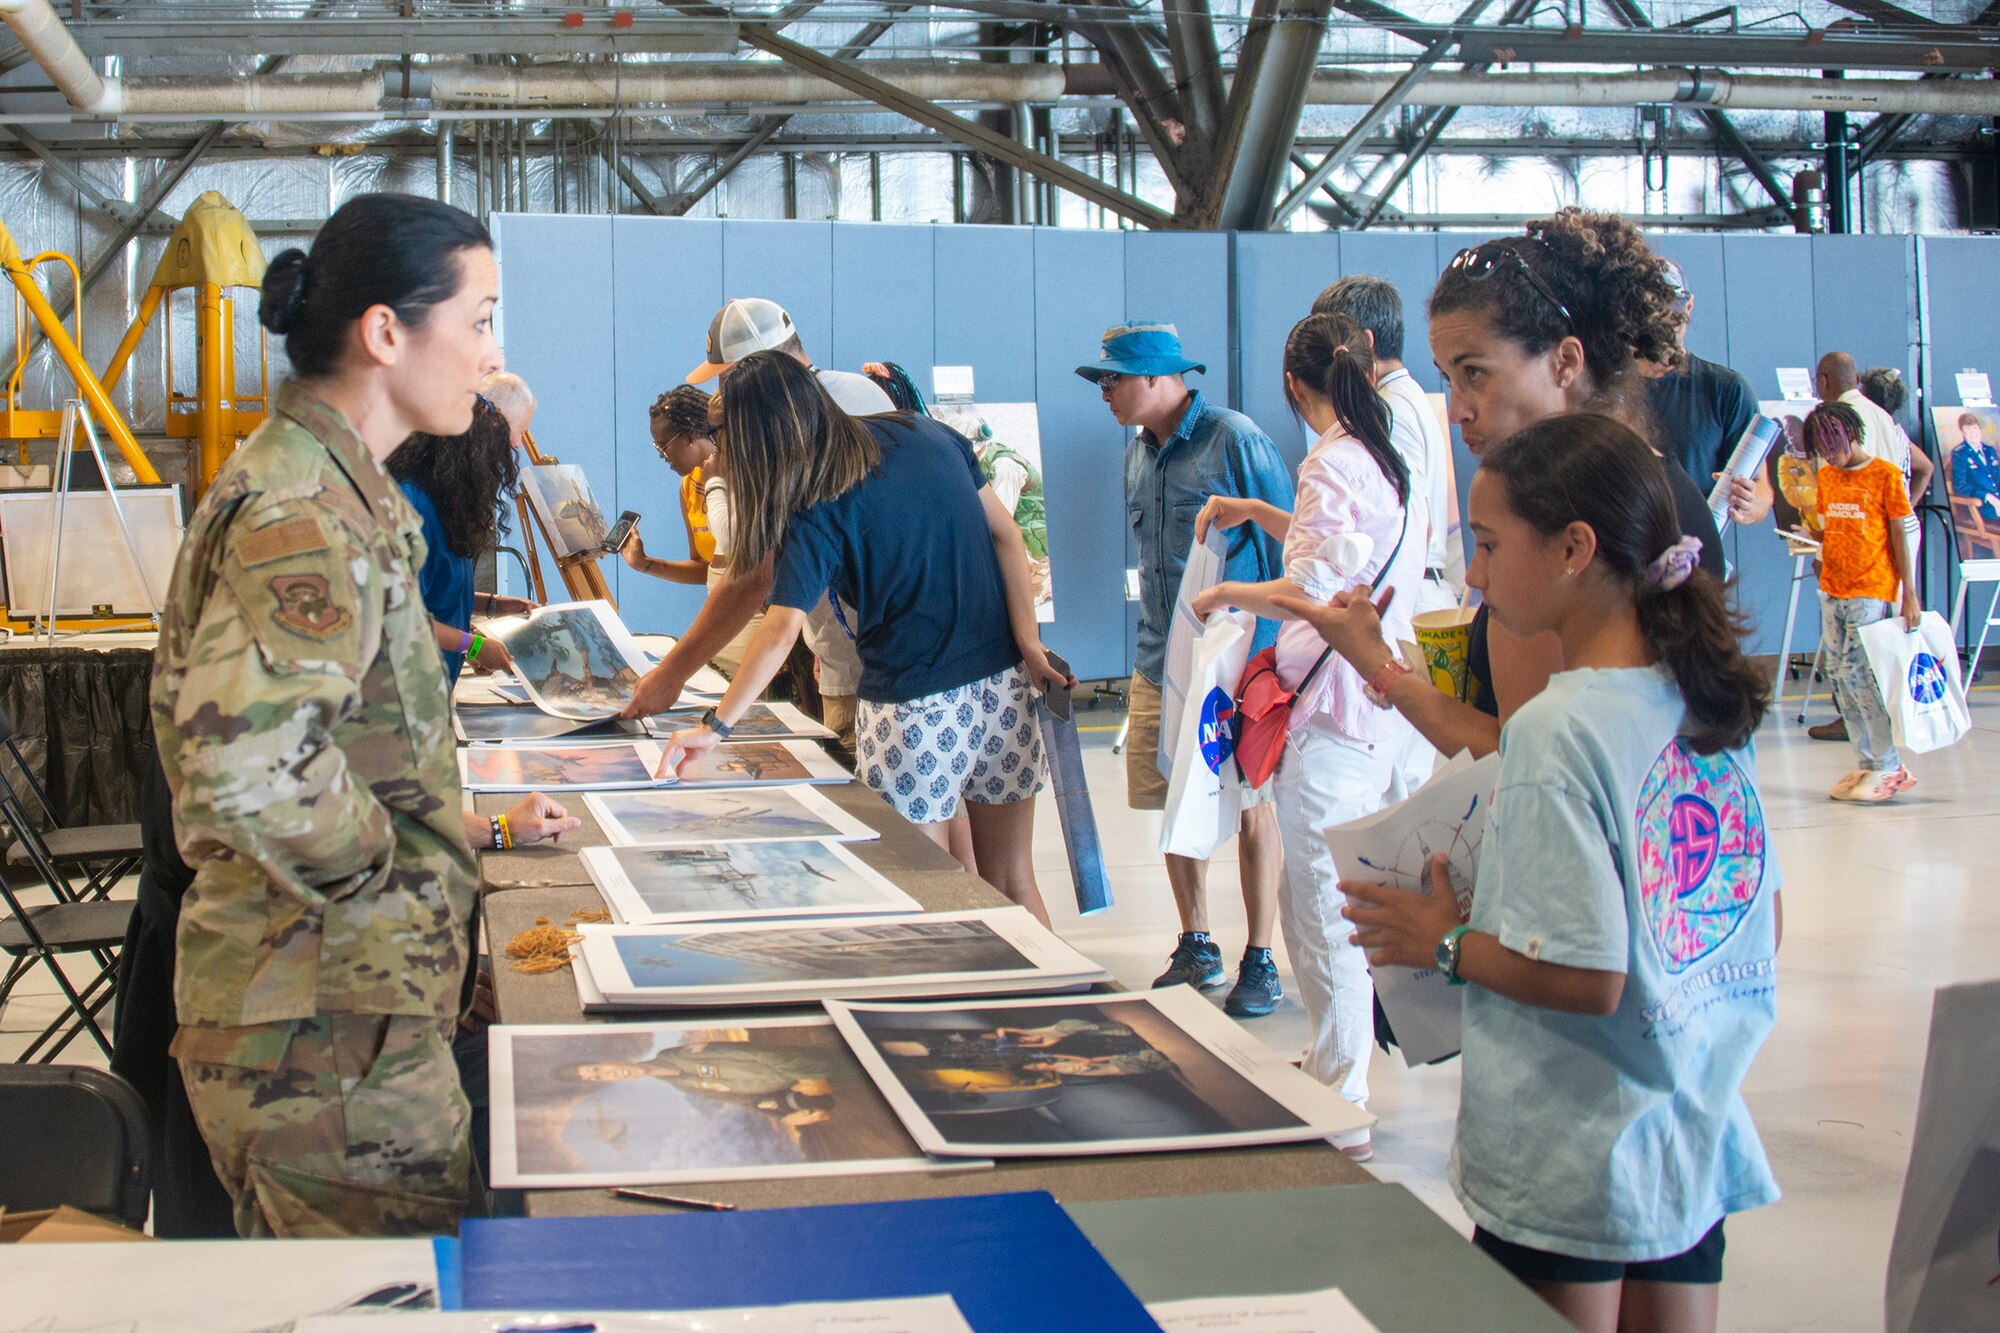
[150,194,576,1238]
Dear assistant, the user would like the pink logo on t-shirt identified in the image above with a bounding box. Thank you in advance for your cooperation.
[1635,739,1766,972]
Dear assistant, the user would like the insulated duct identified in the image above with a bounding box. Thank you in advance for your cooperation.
[1296,68,2000,116]
[423,60,1067,108]
[0,0,111,114]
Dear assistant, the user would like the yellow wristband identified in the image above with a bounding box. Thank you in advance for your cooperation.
[496,813,513,850]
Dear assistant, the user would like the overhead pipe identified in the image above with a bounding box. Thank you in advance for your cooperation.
[0,0,1992,130]
[423,60,1065,107]
[1297,68,2000,115]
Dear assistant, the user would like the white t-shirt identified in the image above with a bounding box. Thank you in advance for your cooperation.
[1378,368,1457,592]
[815,367,895,416]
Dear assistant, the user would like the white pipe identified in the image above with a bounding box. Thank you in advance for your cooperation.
[119,74,381,116]
[425,59,1068,107]
[1305,68,2000,116]
[0,0,115,115]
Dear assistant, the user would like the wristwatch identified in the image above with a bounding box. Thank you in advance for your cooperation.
[700,706,733,740]
[1362,654,1412,709]
[1436,924,1472,986]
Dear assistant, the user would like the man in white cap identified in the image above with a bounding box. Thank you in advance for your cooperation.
[626,299,891,754]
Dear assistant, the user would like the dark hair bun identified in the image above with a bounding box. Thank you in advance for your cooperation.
[259,248,311,336]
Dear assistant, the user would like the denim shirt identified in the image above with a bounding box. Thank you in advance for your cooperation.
[1125,391,1294,683]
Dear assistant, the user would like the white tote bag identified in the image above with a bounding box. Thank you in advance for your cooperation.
[1885,979,2000,1333]
[1856,611,1971,754]
[1158,609,1253,860]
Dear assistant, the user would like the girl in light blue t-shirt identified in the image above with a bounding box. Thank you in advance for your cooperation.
[1346,414,1782,1333]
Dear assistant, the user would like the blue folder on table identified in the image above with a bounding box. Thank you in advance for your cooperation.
[455,1191,1157,1331]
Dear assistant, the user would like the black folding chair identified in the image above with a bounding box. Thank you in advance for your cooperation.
[0,763,129,1061]
[0,706,143,903]
[0,1064,150,1229]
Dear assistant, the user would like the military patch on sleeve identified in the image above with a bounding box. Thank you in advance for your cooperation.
[237,517,330,568]
[268,572,354,641]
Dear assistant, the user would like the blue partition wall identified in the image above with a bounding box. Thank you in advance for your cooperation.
[494,216,2000,678]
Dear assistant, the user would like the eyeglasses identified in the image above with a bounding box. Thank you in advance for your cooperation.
[1447,240,1576,334]
[1095,372,1125,393]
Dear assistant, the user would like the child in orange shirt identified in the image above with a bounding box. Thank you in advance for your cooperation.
[1807,401,1922,803]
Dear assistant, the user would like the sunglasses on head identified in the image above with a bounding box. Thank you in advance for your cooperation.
[1447,239,1576,334]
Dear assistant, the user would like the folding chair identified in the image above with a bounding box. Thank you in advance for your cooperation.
[0,705,143,902]
[0,763,130,1061]
[0,1064,150,1229]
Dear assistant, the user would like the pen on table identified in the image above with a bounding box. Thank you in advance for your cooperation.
[611,1187,737,1211]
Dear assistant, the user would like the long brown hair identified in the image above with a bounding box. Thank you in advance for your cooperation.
[716,351,881,574]
[1480,414,1768,754]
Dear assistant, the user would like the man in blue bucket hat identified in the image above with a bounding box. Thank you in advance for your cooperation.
[1077,322,1293,1019]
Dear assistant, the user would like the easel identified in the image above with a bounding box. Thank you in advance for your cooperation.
[513,429,616,609]
[33,400,164,643]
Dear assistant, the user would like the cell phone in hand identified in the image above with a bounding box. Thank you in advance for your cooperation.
[601,510,640,553]
[1043,649,1073,723]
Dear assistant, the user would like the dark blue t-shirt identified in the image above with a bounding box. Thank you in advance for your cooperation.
[400,479,474,685]
[768,413,1020,704]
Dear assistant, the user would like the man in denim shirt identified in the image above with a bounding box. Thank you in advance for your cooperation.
[1077,323,1294,1018]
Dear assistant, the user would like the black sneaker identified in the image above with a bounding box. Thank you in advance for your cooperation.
[1224,953,1283,1017]
[1152,934,1226,990]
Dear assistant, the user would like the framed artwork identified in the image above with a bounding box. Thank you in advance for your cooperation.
[583,837,920,926]
[827,988,1371,1158]
[488,1019,984,1188]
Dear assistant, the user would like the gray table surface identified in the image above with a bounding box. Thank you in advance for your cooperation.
[1071,1184,1570,1331]
[476,775,1376,1218]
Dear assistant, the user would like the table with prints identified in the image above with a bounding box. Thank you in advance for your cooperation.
[474,777,1377,1217]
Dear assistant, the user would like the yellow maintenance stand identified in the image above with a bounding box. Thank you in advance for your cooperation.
[0,220,160,487]
[99,190,269,494]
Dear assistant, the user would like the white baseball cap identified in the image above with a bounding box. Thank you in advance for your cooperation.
[687,298,797,384]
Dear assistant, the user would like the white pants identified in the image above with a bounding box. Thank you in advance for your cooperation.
[1272,716,1400,1108]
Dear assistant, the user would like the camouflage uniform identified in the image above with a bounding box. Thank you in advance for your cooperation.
[151,380,478,1239]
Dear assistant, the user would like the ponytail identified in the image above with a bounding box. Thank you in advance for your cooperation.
[1480,414,1769,754]
[1282,312,1409,504]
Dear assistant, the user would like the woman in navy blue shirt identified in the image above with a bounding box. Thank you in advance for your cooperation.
[657,352,1069,923]
[389,395,535,683]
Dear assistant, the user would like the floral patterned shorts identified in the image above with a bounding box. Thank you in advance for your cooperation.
[857,665,1046,824]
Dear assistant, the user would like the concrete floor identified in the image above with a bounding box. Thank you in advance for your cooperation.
[6,683,1994,1332]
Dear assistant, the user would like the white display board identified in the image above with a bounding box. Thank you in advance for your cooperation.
[0,486,182,616]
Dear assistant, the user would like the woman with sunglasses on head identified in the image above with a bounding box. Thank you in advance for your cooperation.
[388,394,535,682]
[1274,209,1726,759]
[654,352,1070,924]
[1187,314,1424,1157]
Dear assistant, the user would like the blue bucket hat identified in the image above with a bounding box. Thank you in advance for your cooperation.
[1075,322,1206,382]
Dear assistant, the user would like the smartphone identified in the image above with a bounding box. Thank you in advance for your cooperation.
[1043,649,1073,723]
[600,510,640,553]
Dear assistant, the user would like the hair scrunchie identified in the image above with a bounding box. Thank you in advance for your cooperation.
[1645,535,1702,591]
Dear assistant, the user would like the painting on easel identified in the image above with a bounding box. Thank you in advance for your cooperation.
[519,462,609,558]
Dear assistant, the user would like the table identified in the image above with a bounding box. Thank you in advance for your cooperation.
[476,776,1376,1218]
[1073,1185,1570,1331]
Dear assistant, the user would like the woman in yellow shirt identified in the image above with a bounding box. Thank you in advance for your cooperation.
[620,385,717,584]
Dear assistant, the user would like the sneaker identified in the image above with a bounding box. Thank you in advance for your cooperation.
[1807,719,1849,741]
[1337,1132,1374,1163]
[1152,934,1226,990]
[1829,769,1871,800]
[1223,953,1283,1017]
[1835,768,1915,803]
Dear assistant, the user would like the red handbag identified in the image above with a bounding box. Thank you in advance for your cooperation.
[1231,510,1407,788]
[1232,644,1333,788]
